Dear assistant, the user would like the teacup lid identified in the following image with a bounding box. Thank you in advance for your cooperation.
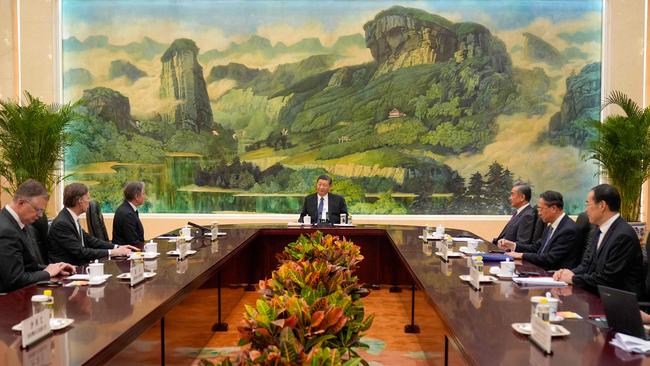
[31,295,49,302]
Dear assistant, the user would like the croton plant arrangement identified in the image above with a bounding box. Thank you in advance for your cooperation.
[206,231,374,365]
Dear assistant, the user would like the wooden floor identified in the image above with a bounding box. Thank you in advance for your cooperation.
[110,286,467,365]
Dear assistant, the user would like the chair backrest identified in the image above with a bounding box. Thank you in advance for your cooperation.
[644,241,650,301]
[86,200,109,241]
[28,214,50,265]
[529,205,544,244]
[574,211,595,266]
[25,224,47,266]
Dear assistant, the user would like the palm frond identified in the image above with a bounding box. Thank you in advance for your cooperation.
[588,90,650,221]
[0,91,78,194]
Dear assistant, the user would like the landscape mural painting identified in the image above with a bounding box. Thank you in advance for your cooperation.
[62,0,601,215]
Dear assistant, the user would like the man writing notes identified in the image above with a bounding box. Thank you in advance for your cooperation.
[48,183,138,265]
[494,182,535,246]
[112,181,146,245]
[554,184,643,295]
[0,180,75,293]
[299,175,348,224]
[498,191,580,270]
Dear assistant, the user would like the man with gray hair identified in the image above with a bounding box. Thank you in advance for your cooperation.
[48,183,137,265]
[498,190,581,270]
[0,179,75,293]
[112,181,146,245]
[493,181,535,246]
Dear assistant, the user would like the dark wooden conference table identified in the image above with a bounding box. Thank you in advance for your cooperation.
[0,224,647,365]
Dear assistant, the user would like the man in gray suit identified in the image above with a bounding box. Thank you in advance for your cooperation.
[0,180,75,293]
[493,182,536,247]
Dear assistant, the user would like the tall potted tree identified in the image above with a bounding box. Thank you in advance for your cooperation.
[0,92,78,194]
[587,91,650,232]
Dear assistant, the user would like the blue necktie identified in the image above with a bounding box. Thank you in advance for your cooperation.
[539,226,554,253]
[317,197,324,220]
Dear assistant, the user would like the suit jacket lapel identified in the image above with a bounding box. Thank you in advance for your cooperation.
[62,208,81,240]
[595,217,620,257]
[1,208,28,241]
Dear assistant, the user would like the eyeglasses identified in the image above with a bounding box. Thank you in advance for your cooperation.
[23,199,45,215]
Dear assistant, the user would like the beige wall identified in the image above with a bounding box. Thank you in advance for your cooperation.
[2,0,650,238]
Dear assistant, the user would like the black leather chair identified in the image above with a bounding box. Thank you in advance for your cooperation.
[575,211,595,267]
[27,214,50,265]
[86,200,109,241]
[26,225,47,266]
[529,205,544,245]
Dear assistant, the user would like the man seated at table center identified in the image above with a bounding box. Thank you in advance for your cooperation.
[0,179,75,293]
[498,190,580,270]
[112,181,146,245]
[494,181,536,247]
[553,184,643,295]
[298,174,348,224]
[48,183,138,265]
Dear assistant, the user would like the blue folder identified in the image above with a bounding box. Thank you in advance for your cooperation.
[471,253,510,262]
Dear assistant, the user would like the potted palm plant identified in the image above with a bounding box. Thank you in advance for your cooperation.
[0,92,78,195]
[587,90,650,237]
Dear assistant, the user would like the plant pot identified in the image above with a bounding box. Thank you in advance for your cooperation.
[629,222,646,243]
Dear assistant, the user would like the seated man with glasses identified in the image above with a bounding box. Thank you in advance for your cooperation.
[0,179,76,293]
[48,183,139,265]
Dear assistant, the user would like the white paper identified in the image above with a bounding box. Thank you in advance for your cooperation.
[469,266,481,290]
[610,333,650,353]
[513,277,567,287]
[451,237,476,242]
[66,274,111,281]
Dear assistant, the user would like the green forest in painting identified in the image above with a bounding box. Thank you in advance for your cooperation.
[62,2,601,215]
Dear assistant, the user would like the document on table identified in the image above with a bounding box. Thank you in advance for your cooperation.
[512,277,567,287]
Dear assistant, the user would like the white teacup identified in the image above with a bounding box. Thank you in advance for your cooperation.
[468,239,479,252]
[530,296,560,319]
[85,261,104,281]
[436,225,445,235]
[180,226,192,237]
[144,240,157,253]
[499,260,515,277]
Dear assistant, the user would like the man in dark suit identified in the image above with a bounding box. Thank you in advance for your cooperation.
[298,174,348,224]
[554,184,644,295]
[499,191,580,270]
[0,180,75,293]
[494,182,536,246]
[48,183,138,265]
[112,181,146,245]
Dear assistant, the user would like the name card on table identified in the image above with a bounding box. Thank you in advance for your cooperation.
[469,265,481,291]
[441,242,449,261]
[130,261,145,287]
[21,310,51,348]
[530,315,553,354]
[211,222,219,241]
[178,240,190,260]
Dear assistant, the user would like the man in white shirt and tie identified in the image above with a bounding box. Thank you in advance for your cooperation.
[498,191,580,270]
[298,175,348,225]
[48,183,138,265]
[553,184,643,295]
